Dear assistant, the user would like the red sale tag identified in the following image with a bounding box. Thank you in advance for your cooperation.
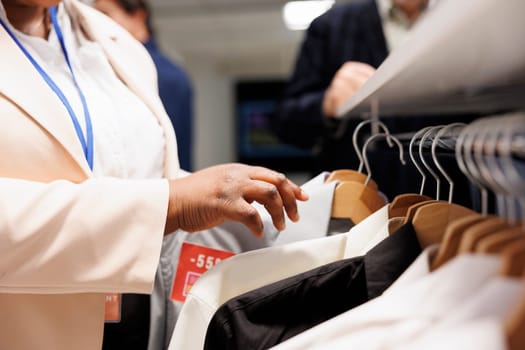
[171,242,235,302]
[104,293,121,323]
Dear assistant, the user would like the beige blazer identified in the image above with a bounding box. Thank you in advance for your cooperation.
[0,1,180,349]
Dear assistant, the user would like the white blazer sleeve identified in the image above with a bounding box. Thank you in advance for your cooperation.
[0,177,168,294]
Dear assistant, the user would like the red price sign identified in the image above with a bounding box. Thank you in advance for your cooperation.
[171,242,235,302]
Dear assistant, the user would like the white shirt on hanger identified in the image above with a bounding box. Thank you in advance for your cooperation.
[398,276,523,350]
[403,319,507,350]
[273,172,338,245]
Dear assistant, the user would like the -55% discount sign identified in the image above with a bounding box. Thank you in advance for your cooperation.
[171,242,235,302]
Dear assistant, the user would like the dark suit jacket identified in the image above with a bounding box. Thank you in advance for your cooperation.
[274,0,478,205]
[275,0,388,170]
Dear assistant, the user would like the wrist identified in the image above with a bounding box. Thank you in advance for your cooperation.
[165,179,182,235]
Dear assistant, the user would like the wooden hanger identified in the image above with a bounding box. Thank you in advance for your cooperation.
[499,240,525,277]
[456,216,510,254]
[409,124,483,248]
[411,201,476,248]
[401,199,437,224]
[325,170,378,191]
[331,181,387,224]
[331,131,405,224]
[430,214,484,270]
[430,120,509,269]
[476,225,524,254]
[388,216,406,235]
[389,194,433,218]
[326,120,393,191]
[401,125,448,227]
[390,126,438,219]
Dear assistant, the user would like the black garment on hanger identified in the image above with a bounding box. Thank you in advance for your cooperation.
[203,222,421,350]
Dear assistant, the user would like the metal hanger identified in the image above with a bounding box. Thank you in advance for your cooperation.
[504,113,525,350]
[474,116,515,222]
[408,124,476,248]
[388,126,434,218]
[361,132,406,186]
[431,121,485,270]
[325,119,391,188]
[354,120,393,173]
[419,126,445,200]
[477,117,524,254]
[463,118,506,217]
[402,126,446,224]
[432,123,467,204]
[456,118,510,254]
[455,118,489,217]
[330,132,396,224]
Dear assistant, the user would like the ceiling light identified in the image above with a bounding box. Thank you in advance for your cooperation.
[282,0,335,31]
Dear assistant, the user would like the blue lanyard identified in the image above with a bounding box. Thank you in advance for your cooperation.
[0,6,94,170]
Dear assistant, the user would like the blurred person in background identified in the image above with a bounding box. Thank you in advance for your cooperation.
[274,0,477,204]
[94,0,194,171]
[275,0,429,175]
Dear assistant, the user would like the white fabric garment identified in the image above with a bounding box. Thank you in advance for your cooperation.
[398,276,523,349]
[271,249,502,350]
[403,319,507,350]
[168,204,391,350]
[0,2,166,179]
[273,172,337,245]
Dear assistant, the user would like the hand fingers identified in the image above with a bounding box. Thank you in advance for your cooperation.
[247,167,308,222]
[330,77,360,96]
[280,177,309,222]
[337,68,375,86]
[227,201,265,237]
[340,61,376,77]
[326,78,361,113]
[242,180,286,231]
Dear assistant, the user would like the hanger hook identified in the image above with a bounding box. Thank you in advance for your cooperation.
[464,118,508,217]
[505,113,525,228]
[432,123,467,204]
[353,120,394,173]
[409,126,434,195]
[419,126,445,200]
[362,133,406,186]
[477,115,518,223]
[456,121,489,216]
[496,113,525,226]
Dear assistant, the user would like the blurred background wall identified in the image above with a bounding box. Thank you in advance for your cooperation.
[150,0,352,181]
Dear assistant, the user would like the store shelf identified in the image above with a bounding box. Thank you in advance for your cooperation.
[337,0,525,119]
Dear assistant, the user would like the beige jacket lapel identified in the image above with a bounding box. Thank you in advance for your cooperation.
[0,0,179,179]
[0,25,92,177]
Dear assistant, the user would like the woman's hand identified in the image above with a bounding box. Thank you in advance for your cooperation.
[165,163,309,237]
